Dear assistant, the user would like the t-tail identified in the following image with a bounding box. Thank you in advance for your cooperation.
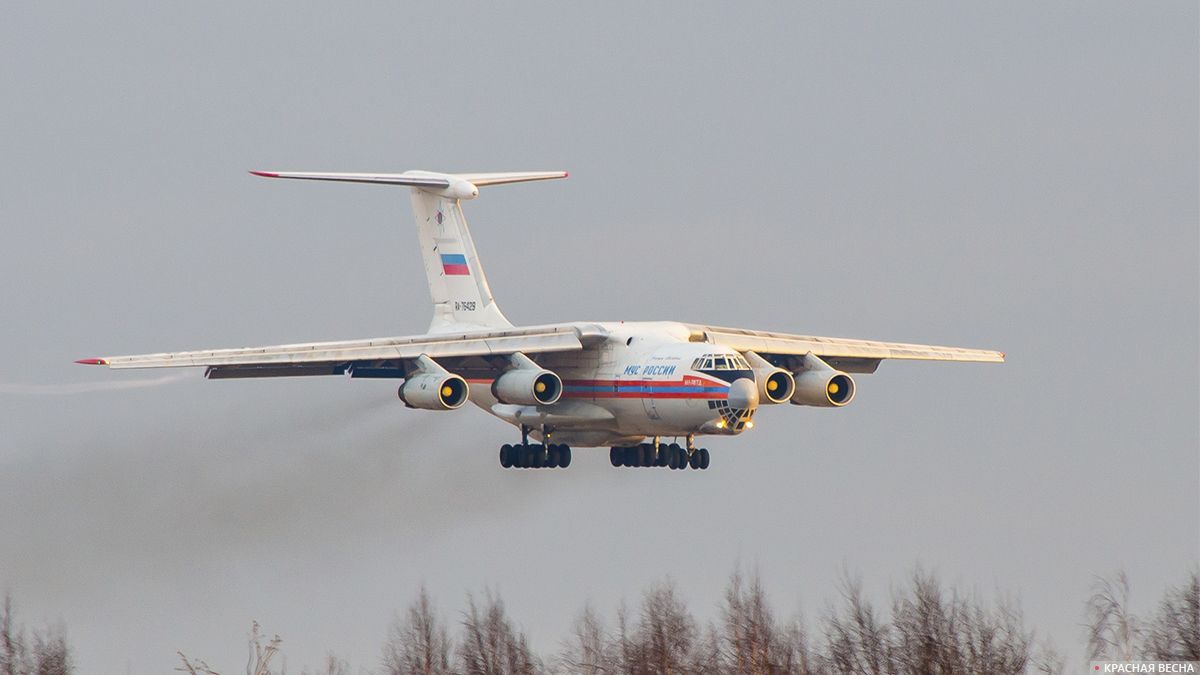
[250,169,568,333]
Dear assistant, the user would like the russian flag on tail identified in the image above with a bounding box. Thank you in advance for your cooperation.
[440,253,470,276]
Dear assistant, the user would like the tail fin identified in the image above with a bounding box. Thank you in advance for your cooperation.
[251,169,567,333]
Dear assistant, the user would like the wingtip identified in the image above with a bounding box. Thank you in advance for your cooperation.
[75,358,108,366]
[249,170,279,178]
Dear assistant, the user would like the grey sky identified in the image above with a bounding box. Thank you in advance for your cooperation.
[1,2,1196,672]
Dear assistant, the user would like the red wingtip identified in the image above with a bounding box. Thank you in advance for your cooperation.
[74,358,108,366]
[563,171,569,178]
[249,170,279,178]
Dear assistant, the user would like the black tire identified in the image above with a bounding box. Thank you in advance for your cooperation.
[532,444,546,468]
[656,444,669,466]
[500,444,513,468]
[516,445,528,468]
[668,447,680,470]
[559,446,572,468]
[699,448,710,470]
[546,445,560,469]
[688,452,700,469]
[610,447,621,467]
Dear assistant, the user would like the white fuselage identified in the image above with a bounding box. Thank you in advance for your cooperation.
[465,322,759,447]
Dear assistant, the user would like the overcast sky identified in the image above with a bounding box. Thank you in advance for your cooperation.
[1,2,1196,673]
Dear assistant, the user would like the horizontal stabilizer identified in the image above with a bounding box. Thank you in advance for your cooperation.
[249,170,567,190]
[453,171,567,186]
[249,171,451,188]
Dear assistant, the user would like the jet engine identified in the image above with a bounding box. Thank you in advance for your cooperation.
[492,358,563,406]
[398,372,469,410]
[744,351,796,404]
[790,369,855,407]
[397,356,471,410]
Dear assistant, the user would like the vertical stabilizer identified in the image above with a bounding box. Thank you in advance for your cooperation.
[409,189,512,333]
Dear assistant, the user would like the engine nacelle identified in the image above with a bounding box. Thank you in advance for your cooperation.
[756,368,796,404]
[790,370,855,407]
[398,373,470,410]
[743,351,796,404]
[492,368,563,406]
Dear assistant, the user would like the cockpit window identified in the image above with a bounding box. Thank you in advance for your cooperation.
[692,353,751,371]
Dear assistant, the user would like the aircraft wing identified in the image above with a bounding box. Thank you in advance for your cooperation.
[77,323,603,379]
[688,324,1004,373]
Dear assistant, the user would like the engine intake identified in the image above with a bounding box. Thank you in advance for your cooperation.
[760,369,796,404]
[398,373,470,410]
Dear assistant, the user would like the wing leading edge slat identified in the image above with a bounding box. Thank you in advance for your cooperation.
[91,326,586,371]
[691,324,1004,363]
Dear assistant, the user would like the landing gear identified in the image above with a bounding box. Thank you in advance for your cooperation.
[499,425,572,469]
[608,441,710,470]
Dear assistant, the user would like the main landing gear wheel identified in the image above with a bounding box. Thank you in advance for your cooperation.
[499,443,571,469]
[607,444,711,471]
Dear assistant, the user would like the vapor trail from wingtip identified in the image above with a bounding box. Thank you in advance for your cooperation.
[0,372,192,395]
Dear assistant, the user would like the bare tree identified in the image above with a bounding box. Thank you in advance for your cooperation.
[1086,572,1141,661]
[688,622,724,675]
[245,621,283,675]
[384,587,453,675]
[952,592,1030,675]
[1142,570,1200,661]
[458,590,538,675]
[1,593,28,675]
[634,580,695,675]
[822,573,891,675]
[612,602,640,675]
[1031,640,1066,675]
[29,625,72,675]
[888,570,953,675]
[773,619,816,675]
[558,604,611,675]
[1,594,72,675]
[722,569,786,675]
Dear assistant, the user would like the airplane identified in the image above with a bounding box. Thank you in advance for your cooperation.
[77,169,1004,471]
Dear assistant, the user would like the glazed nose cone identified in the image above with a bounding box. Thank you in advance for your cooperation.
[727,377,759,410]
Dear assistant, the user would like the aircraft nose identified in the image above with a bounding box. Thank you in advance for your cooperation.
[727,377,759,410]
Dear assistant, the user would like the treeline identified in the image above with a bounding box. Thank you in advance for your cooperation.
[6,567,1198,675]
[366,568,1197,675]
